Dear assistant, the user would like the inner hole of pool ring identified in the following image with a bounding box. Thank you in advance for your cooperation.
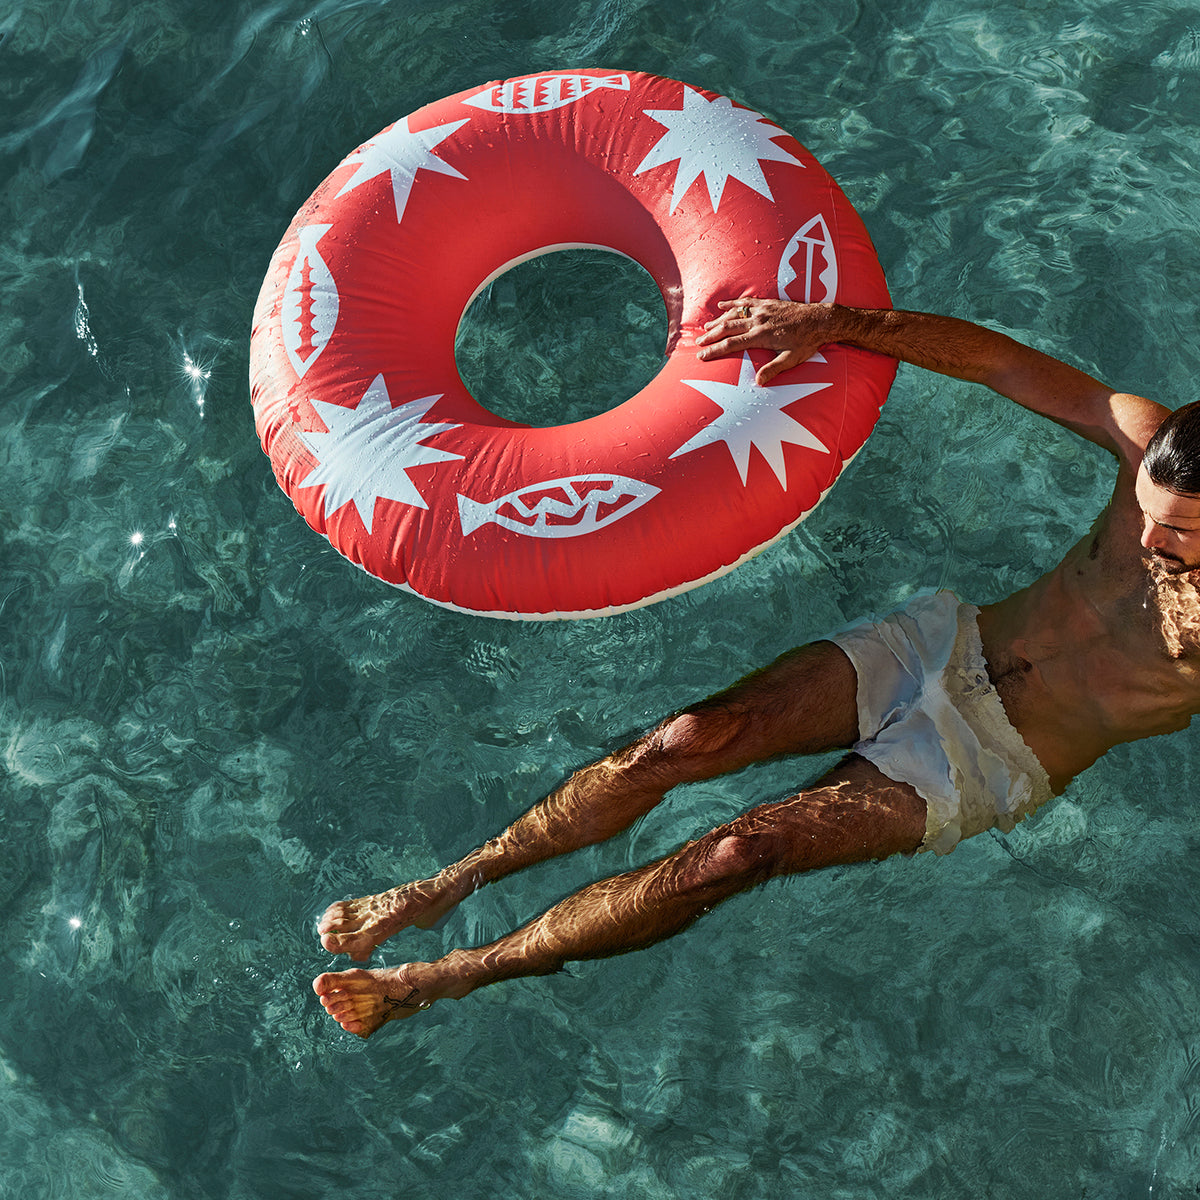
[454,248,669,428]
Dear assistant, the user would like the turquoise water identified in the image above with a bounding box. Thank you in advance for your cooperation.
[4,1,1200,1196]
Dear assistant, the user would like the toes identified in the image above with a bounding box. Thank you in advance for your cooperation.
[312,968,368,996]
[319,930,375,960]
[313,978,374,1021]
[317,905,355,934]
[312,971,340,996]
[321,995,359,1019]
[326,1004,369,1036]
[312,973,388,1038]
[313,966,417,1040]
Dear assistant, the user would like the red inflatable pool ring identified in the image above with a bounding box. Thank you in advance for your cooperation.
[249,70,894,618]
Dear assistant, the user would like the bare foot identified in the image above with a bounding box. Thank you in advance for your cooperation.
[312,962,470,1038]
[317,875,467,961]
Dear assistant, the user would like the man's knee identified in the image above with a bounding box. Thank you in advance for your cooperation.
[656,706,751,761]
[684,827,781,891]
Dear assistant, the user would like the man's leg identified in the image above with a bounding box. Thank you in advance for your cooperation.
[313,755,927,1038]
[318,641,861,959]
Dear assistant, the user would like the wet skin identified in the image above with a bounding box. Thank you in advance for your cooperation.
[315,301,1200,1038]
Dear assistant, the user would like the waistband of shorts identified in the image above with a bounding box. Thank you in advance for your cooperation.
[945,603,1047,780]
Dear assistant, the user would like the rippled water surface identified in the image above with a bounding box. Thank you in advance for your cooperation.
[4,1,1200,1196]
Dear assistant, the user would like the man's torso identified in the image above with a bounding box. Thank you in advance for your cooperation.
[978,471,1200,790]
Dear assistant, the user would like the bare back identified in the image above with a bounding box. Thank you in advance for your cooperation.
[978,466,1200,791]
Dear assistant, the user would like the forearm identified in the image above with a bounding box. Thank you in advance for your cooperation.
[698,298,1046,391]
[818,304,1159,452]
[698,298,1155,456]
[813,305,1030,387]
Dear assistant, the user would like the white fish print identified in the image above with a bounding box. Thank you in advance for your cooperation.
[463,73,631,115]
[458,473,659,539]
[777,214,838,305]
[283,224,339,379]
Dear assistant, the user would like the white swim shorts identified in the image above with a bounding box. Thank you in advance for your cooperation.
[830,590,1054,855]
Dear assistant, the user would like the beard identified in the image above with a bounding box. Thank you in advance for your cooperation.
[1148,548,1195,575]
[1147,555,1200,657]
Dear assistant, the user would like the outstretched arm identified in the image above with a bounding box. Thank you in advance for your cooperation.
[696,299,1166,464]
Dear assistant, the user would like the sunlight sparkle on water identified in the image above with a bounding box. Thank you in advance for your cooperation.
[183,353,209,382]
[179,347,213,414]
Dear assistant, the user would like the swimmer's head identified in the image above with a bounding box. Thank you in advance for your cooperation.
[1143,399,1200,498]
[1139,401,1200,571]
[1136,465,1200,573]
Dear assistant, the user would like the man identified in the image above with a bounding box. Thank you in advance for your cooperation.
[314,299,1200,1038]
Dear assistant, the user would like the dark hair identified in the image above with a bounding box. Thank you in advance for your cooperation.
[1143,400,1200,495]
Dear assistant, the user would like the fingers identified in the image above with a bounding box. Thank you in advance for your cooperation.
[755,350,803,386]
[697,298,828,379]
[715,297,765,314]
[697,328,808,383]
[702,298,761,336]
[696,320,746,349]
[696,331,749,359]
[696,302,759,359]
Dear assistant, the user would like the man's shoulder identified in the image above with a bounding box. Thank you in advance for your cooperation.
[1107,392,1171,463]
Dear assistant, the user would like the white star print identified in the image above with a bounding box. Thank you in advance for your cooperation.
[336,117,469,224]
[635,86,803,213]
[297,375,463,533]
[671,354,831,487]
